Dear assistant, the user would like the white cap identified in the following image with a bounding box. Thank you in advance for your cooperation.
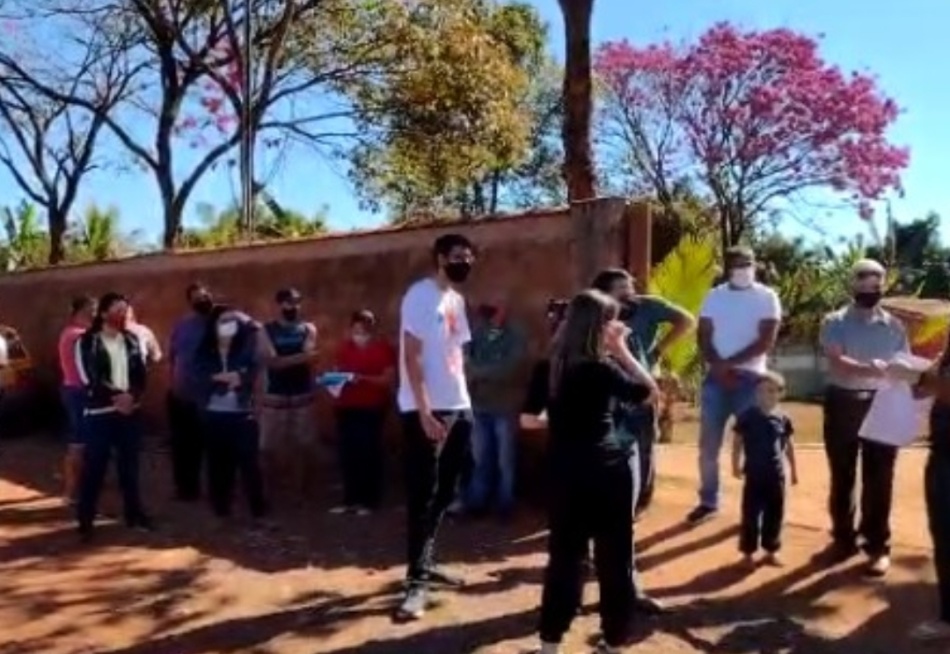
[851,258,886,278]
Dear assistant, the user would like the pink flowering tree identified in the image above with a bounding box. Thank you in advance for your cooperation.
[594,23,909,252]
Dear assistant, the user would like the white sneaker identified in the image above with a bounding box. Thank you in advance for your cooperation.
[866,555,890,577]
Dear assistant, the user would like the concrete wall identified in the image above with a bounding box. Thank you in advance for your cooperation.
[771,344,827,400]
[0,198,653,434]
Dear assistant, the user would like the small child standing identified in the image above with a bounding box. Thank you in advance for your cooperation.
[731,371,798,566]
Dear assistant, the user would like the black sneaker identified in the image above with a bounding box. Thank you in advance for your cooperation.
[394,585,428,622]
[686,505,718,524]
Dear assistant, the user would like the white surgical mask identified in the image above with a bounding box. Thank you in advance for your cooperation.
[352,333,370,347]
[217,321,238,338]
[729,265,755,289]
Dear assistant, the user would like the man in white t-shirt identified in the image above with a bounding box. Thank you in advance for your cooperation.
[395,232,476,622]
[126,306,163,365]
[688,246,782,524]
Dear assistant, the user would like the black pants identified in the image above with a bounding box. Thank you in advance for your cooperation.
[167,392,205,500]
[822,387,897,556]
[205,412,266,518]
[77,412,146,529]
[926,448,950,622]
[402,410,473,583]
[634,407,656,513]
[739,474,785,554]
[540,457,633,647]
[336,407,386,509]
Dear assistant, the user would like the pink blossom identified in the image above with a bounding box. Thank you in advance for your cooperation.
[594,23,909,219]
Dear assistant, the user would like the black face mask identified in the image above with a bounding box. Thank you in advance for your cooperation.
[281,307,300,322]
[192,298,213,315]
[854,291,882,309]
[444,261,472,284]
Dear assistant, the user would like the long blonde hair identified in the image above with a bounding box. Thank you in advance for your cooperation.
[549,289,619,396]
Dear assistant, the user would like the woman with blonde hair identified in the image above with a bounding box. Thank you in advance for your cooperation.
[535,290,658,654]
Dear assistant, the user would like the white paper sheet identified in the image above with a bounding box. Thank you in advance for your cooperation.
[858,380,930,447]
[316,372,355,398]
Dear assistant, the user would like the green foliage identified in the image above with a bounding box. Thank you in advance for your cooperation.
[867,211,950,299]
[647,233,719,394]
[0,201,48,271]
[67,204,145,262]
[341,0,547,217]
[179,195,328,249]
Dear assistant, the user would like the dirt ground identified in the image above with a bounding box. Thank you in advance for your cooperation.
[0,424,938,654]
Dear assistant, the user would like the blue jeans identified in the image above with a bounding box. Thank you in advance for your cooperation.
[466,410,516,513]
[77,411,145,529]
[60,386,87,445]
[698,371,758,509]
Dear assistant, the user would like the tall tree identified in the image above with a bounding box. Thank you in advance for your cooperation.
[557,0,597,201]
[3,0,348,249]
[0,13,141,263]
[345,0,547,218]
[595,23,909,253]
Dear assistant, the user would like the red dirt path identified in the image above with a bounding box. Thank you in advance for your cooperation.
[0,435,937,654]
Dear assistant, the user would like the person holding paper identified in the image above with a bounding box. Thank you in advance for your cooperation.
[332,310,396,515]
[818,258,909,577]
[910,348,950,641]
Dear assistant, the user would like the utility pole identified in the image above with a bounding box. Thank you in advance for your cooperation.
[239,0,255,239]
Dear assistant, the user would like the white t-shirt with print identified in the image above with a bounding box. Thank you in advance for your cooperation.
[397,277,472,412]
[699,282,782,374]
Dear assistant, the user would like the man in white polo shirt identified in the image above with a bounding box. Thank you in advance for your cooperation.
[395,232,476,622]
[688,246,782,524]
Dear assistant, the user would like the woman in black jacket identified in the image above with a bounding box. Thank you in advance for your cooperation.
[535,290,657,654]
[74,292,151,541]
[194,304,268,524]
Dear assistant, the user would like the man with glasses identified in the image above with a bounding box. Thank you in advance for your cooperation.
[819,259,909,577]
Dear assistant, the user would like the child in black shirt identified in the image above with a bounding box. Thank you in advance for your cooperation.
[535,290,657,654]
[731,371,798,566]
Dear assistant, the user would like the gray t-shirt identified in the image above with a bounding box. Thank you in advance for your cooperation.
[819,305,909,390]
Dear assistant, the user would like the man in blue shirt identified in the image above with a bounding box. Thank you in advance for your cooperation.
[166,282,214,502]
[592,268,694,516]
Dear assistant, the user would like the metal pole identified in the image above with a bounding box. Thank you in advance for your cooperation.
[239,0,254,238]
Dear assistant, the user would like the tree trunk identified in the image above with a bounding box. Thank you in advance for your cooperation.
[48,210,67,265]
[558,0,597,202]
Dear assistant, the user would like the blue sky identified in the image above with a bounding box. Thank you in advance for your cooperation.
[2,0,945,244]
